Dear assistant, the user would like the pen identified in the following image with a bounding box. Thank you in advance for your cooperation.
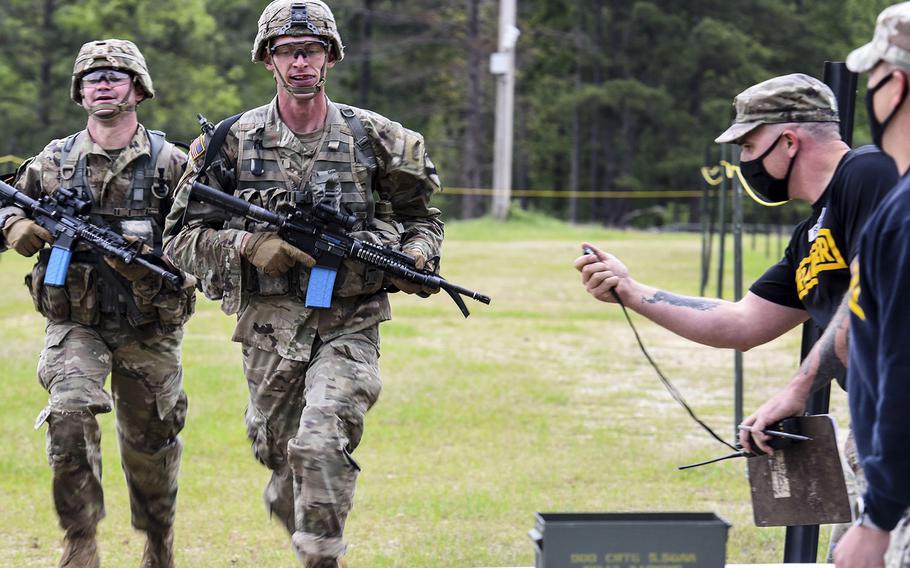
[738,425,812,442]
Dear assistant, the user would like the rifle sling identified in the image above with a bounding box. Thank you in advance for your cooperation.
[198,112,244,181]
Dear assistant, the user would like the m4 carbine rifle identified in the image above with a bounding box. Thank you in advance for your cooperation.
[189,180,491,317]
[0,179,182,288]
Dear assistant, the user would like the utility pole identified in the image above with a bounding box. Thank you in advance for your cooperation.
[490,0,519,220]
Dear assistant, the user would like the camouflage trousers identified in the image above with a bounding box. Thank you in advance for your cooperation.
[35,319,186,536]
[241,325,382,562]
[828,428,910,568]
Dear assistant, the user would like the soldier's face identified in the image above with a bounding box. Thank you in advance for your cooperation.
[265,35,335,88]
[739,125,796,176]
[81,69,143,112]
[867,63,905,124]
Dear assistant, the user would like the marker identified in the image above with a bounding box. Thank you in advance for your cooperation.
[738,424,812,442]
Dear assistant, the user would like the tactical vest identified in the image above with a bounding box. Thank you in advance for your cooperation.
[231,103,375,224]
[224,102,400,299]
[26,129,194,330]
[59,128,172,249]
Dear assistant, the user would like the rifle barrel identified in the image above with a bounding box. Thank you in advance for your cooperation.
[188,180,491,314]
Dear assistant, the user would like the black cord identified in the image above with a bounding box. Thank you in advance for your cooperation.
[677,451,747,470]
[611,288,739,453]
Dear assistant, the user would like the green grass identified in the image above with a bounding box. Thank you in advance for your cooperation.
[0,215,847,567]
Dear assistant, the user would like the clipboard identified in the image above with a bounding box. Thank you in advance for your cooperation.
[748,414,852,526]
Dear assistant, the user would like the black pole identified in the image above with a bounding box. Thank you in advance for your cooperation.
[732,145,744,437]
[782,60,857,565]
[700,146,712,296]
[825,61,859,146]
[717,144,728,299]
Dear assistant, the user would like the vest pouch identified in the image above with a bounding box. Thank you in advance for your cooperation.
[256,270,290,297]
[370,216,403,248]
[64,262,100,326]
[25,261,70,322]
[130,277,166,327]
[334,230,385,298]
[340,186,368,222]
[153,287,196,327]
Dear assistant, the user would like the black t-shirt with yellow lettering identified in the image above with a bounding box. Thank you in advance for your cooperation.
[750,145,897,330]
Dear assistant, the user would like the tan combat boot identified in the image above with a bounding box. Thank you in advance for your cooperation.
[58,528,100,568]
[140,526,175,568]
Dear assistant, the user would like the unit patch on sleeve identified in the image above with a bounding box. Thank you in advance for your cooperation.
[189,134,207,162]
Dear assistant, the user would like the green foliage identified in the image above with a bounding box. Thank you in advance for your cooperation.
[0,0,890,212]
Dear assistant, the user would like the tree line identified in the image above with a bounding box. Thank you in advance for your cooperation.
[0,0,893,222]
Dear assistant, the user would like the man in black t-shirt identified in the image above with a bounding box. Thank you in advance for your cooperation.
[575,73,898,561]
[575,73,896,371]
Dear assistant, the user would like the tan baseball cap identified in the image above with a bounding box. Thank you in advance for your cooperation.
[847,2,910,73]
[714,73,839,144]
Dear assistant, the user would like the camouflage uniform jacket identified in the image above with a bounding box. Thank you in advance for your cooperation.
[2,125,193,331]
[164,97,444,362]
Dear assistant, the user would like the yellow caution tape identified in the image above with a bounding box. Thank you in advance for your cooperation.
[441,157,789,206]
[700,166,724,186]
[0,155,25,166]
[444,187,709,198]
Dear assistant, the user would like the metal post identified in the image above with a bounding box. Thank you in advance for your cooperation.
[732,145,744,437]
[825,61,858,146]
[716,144,728,299]
[490,0,519,221]
[700,146,712,296]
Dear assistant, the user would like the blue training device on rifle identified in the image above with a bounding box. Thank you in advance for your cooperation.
[45,247,73,286]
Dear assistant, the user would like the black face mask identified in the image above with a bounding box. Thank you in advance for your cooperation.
[866,72,907,150]
[739,134,797,204]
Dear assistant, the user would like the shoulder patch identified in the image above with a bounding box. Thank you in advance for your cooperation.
[189,134,207,162]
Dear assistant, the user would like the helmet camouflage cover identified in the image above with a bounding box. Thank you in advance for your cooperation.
[71,39,154,104]
[252,0,344,63]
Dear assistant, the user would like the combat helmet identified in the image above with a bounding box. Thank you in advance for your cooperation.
[251,0,344,63]
[71,39,154,104]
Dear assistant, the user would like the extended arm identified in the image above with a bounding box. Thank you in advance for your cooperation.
[739,294,851,454]
[162,133,248,313]
[366,112,444,263]
[575,242,809,352]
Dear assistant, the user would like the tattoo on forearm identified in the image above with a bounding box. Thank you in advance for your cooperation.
[834,301,851,366]
[641,291,720,311]
[812,328,847,391]
[805,301,850,392]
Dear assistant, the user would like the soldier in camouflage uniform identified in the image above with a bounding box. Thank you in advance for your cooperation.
[163,1,443,566]
[0,39,193,568]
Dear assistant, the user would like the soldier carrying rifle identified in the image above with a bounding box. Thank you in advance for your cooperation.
[0,39,193,568]
[163,1,446,566]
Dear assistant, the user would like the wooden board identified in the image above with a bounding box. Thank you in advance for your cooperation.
[747,415,852,527]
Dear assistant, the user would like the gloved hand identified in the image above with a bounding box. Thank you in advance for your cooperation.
[3,216,52,257]
[389,248,439,296]
[103,236,153,282]
[243,231,315,277]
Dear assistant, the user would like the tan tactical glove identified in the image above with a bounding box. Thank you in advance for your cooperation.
[389,248,439,296]
[243,232,316,277]
[103,236,153,282]
[3,216,52,257]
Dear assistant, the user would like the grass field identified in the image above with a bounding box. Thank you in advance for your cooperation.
[0,212,848,567]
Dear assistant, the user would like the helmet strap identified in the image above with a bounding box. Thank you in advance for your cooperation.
[275,59,328,97]
[85,83,137,122]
